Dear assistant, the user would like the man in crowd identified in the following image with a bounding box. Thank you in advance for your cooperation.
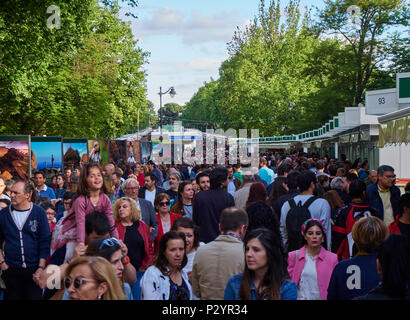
[34,171,56,204]
[191,207,247,300]
[0,180,51,300]
[196,171,210,192]
[365,170,378,186]
[367,165,401,226]
[112,172,123,201]
[138,172,166,208]
[226,165,236,196]
[233,172,255,209]
[272,170,301,218]
[165,172,181,204]
[330,176,351,206]
[147,160,163,188]
[193,167,235,243]
[122,178,158,242]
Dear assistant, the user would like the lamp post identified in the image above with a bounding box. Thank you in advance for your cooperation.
[159,86,176,141]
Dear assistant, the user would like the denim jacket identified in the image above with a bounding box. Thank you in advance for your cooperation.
[224,274,297,300]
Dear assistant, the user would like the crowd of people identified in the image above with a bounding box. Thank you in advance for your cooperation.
[0,151,410,301]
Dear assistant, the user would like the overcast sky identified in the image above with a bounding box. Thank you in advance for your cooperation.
[119,0,325,111]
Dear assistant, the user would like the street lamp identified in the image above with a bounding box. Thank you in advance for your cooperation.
[159,86,176,140]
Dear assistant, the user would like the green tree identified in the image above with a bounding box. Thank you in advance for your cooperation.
[0,0,149,138]
[316,0,409,105]
[160,102,184,126]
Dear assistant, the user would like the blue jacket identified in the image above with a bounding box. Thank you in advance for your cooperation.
[366,183,401,220]
[327,253,380,300]
[224,274,297,300]
[0,204,51,268]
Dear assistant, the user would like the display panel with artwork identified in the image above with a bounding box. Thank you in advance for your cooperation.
[0,136,30,180]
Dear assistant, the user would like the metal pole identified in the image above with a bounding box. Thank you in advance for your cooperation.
[159,86,163,140]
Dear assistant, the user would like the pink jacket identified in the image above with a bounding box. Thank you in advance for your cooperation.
[287,245,338,300]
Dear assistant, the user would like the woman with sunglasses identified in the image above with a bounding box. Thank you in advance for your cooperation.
[61,237,133,300]
[287,219,338,300]
[113,197,153,299]
[140,231,192,300]
[64,255,126,300]
[153,193,182,255]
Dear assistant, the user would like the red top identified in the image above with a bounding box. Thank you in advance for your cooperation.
[115,220,154,271]
[137,173,145,187]
[388,213,402,235]
[153,212,182,255]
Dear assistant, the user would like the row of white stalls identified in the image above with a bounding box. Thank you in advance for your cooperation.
[258,73,410,180]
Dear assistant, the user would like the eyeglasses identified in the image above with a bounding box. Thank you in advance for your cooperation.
[98,237,120,250]
[64,277,97,289]
[125,187,139,191]
[159,201,170,206]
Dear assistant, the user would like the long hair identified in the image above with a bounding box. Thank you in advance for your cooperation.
[65,256,126,300]
[171,217,200,250]
[267,177,287,206]
[113,197,141,222]
[78,163,107,196]
[323,190,344,209]
[239,228,289,300]
[152,231,188,276]
[246,183,267,207]
[170,181,193,215]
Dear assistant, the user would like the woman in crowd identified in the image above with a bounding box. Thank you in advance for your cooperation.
[60,163,119,262]
[54,174,67,218]
[246,182,268,208]
[170,181,194,219]
[317,175,330,192]
[224,228,297,300]
[42,202,57,233]
[153,193,182,254]
[327,216,389,300]
[64,256,126,300]
[323,190,344,224]
[50,175,58,191]
[287,219,338,300]
[113,197,153,299]
[355,234,410,300]
[267,176,288,209]
[171,217,202,278]
[140,231,192,300]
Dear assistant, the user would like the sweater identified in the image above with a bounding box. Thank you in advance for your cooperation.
[327,252,380,300]
[0,204,51,268]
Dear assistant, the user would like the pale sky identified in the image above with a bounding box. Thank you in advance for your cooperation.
[119,0,325,112]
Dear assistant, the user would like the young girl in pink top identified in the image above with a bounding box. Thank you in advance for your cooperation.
[57,164,119,262]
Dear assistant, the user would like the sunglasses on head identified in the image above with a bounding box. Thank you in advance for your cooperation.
[64,276,97,289]
[159,201,170,206]
[98,237,120,250]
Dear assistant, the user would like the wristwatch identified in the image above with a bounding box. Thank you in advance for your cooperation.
[38,265,45,270]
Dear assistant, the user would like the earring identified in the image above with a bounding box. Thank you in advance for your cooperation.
[98,295,102,300]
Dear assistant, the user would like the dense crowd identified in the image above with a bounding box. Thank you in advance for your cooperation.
[0,151,410,301]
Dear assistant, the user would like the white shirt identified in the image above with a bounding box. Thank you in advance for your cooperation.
[145,189,156,207]
[11,208,31,230]
[297,252,321,300]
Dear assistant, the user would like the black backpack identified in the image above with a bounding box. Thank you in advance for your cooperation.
[285,196,319,252]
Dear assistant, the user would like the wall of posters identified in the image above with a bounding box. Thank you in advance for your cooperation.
[31,137,63,178]
[140,141,152,164]
[0,136,30,180]
[126,141,141,166]
[63,138,88,169]
[109,140,127,170]
[87,140,109,166]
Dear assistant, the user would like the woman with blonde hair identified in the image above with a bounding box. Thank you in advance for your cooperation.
[114,197,153,299]
[64,256,126,300]
[327,216,389,300]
